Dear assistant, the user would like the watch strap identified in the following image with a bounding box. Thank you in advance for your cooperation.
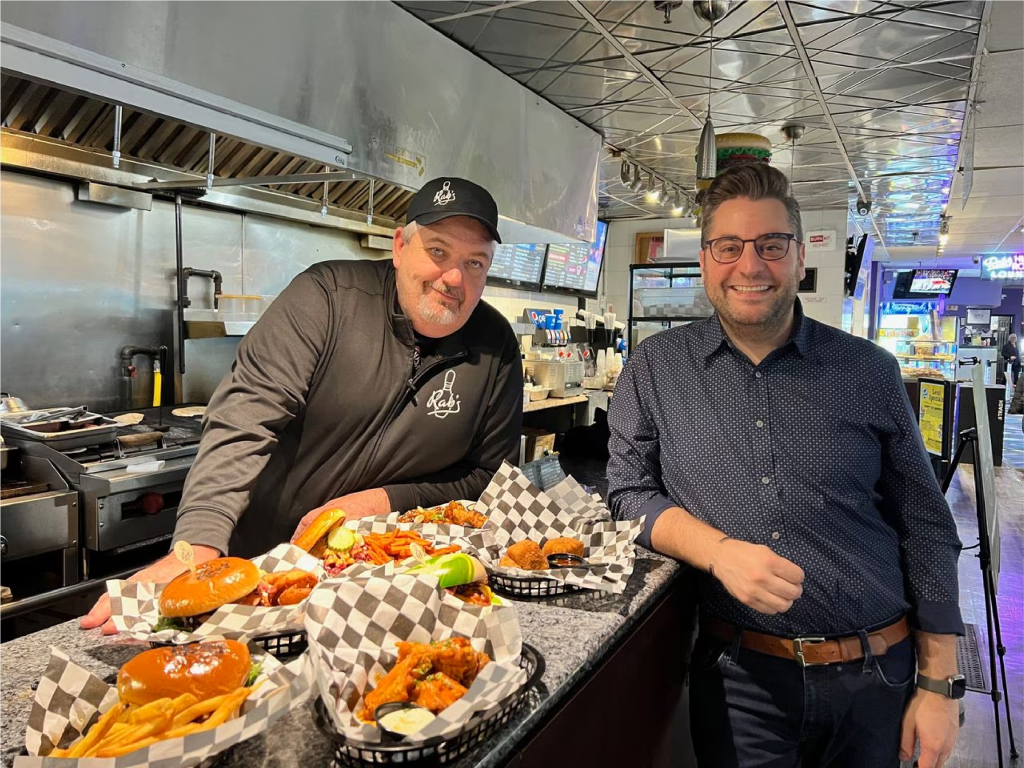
[916,673,965,698]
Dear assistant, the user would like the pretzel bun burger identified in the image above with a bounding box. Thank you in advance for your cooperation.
[117,639,253,706]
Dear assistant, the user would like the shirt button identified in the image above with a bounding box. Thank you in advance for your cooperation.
[755,372,763,379]
[756,419,765,428]
[771,531,781,540]
[761,476,771,485]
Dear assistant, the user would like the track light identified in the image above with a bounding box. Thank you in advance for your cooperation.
[671,189,684,216]
[630,164,643,192]
[646,174,662,202]
[620,160,631,185]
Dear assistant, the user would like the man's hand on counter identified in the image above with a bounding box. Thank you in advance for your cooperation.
[290,488,391,544]
[78,544,221,634]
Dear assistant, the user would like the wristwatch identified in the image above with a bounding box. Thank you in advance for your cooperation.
[916,673,967,699]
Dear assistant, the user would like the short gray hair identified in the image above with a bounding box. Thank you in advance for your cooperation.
[701,164,803,244]
[399,220,419,245]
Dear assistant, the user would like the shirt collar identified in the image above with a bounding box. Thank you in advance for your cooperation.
[699,297,812,362]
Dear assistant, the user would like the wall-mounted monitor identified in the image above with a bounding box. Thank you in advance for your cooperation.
[893,269,959,299]
[966,307,992,325]
[486,243,546,290]
[541,221,608,298]
[909,268,958,295]
[845,234,874,299]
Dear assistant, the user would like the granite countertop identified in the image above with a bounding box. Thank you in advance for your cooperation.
[1,552,682,768]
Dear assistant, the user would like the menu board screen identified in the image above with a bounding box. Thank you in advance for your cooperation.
[487,243,546,289]
[542,221,608,297]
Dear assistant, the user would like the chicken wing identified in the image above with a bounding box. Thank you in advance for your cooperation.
[411,673,468,712]
[359,648,432,722]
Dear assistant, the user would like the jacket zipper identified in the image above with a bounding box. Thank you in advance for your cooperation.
[357,350,468,488]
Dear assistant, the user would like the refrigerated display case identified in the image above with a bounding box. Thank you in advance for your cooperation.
[876,304,958,380]
[627,262,712,349]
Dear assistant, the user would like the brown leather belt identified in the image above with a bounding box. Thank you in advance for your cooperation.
[702,616,910,667]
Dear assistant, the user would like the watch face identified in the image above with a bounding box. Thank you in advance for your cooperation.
[950,675,967,699]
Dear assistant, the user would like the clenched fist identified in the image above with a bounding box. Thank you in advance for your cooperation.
[710,538,805,615]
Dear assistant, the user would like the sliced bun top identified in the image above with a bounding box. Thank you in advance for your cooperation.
[117,639,251,706]
[159,557,261,618]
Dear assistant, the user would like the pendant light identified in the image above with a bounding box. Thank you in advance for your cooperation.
[694,6,718,181]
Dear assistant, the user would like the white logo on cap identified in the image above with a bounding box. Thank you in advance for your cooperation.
[433,180,456,206]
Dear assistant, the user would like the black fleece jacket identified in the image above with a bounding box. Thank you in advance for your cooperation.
[173,259,523,557]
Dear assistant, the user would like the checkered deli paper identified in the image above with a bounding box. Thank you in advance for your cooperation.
[17,641,312,767]
[476,461,646,593]
[108,543,323,644]
[343,503,498,551]
[304,572,526,745]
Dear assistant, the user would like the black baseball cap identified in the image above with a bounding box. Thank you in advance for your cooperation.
[405,177,502,243]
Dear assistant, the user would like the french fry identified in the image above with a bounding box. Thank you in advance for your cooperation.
[171,692,233,727]
[127,696,173,724]
[170,692,200,717]
[93,736,162,759]
[65,702,126,758]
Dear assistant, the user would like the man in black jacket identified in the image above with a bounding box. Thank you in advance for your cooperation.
[82,177,523,633]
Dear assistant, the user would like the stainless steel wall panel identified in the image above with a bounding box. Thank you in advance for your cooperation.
[240,215,377,299]
[0,170,366,410]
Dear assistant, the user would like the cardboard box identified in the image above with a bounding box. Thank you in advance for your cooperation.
[522,428,556,463]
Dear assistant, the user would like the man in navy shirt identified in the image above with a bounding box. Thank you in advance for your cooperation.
[608,163,963,768]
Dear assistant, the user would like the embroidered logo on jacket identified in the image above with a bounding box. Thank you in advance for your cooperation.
[433,180,456,206]
[427,369,461,419]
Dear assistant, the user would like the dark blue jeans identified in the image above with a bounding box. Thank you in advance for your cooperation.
[689,631,916,767]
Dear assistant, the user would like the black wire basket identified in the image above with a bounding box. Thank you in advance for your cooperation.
[485,569,586,599]
[313,643,544,767]
[149,628,308,658]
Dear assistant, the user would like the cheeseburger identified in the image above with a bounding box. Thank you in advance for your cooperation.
[156,557,317,632]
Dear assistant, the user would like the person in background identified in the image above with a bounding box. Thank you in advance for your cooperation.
[1001,332,1020,387]
[608,163,964,768]
[81,177,523,633]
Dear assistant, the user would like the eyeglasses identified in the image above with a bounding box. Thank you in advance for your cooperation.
[703,233,800,264]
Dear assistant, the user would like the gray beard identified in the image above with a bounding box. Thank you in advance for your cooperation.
[418,292,460,326]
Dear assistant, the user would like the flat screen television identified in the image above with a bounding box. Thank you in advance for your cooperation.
[486,243,546,290]
[845,234,874,299]
[541,221,608,298]
[892,269,959,299]
[909,268,958,295]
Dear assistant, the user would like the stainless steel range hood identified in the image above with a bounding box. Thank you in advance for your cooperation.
[1,1,602,244]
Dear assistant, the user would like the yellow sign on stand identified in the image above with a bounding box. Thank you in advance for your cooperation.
[918,381,946,456]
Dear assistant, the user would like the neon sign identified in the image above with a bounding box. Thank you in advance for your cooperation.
[980,253,1024,281]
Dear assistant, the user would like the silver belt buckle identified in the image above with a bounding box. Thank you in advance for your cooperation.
[793,636,827,667]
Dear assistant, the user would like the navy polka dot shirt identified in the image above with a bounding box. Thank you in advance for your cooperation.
[608,301,964,636]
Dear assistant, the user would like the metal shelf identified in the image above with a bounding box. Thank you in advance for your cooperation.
[183,320,257,339]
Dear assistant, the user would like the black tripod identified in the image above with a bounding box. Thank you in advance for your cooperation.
[942,427,1019,767]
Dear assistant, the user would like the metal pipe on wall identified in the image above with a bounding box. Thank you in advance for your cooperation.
[175,193,186,375]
